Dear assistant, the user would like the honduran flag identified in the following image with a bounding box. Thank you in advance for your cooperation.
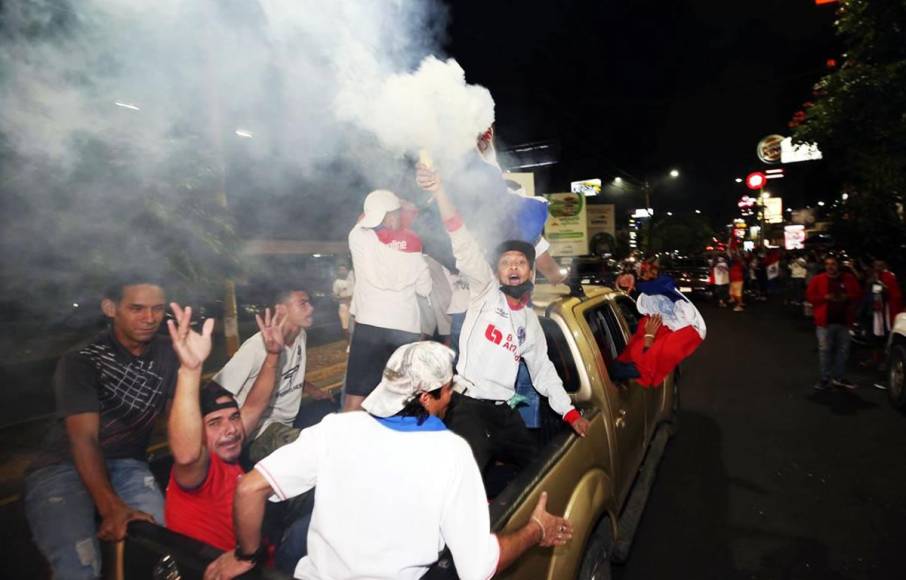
[616,275,706,387]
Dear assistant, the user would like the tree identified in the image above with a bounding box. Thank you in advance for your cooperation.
[792,0,906,263]
[649,214,715,256]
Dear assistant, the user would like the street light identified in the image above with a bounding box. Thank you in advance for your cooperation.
[613,176,623,185]
[669,169,680,178]
[694,209,701,214]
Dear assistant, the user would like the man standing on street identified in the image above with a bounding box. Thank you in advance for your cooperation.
[806,255,863,390]
[24,277,177,580]
[203,341,574,580]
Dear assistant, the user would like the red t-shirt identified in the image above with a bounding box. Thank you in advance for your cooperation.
[165,452,244,551]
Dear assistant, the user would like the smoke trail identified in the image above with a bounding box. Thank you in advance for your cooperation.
[0,0,497,304]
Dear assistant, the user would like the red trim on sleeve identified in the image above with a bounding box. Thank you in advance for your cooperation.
[563,409,581,425]
[444,214,464,232]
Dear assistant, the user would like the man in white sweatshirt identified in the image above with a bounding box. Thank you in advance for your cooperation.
[343,189,433,411]
[416,166,590,476]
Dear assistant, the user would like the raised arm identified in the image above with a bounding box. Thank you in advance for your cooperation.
[416,164,495,294]
[238,308,286,435]
[166,303,216,489]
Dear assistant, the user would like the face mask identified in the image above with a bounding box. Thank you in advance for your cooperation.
[500,280,534,299]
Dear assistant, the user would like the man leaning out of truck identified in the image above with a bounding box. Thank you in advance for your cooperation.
[415,163,590,479]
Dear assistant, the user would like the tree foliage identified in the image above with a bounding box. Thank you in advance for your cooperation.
[793,0,906,262]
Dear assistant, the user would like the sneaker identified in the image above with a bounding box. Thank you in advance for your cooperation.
[813,381,831,391]
[832,378,859,390]
[873,383,888,391]
[733,305,744,312]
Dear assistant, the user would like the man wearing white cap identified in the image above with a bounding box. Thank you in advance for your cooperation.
[204,341,574,580]
[343,189,432,412]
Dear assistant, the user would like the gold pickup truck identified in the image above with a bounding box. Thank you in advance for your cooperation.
[116,284,678,580]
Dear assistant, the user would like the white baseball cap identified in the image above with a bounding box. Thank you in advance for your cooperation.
[359,189,401,228]
[361,341,455,418]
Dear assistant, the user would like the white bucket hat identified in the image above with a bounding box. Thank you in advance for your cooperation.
[359,189,401,228]
[361,341,455,418]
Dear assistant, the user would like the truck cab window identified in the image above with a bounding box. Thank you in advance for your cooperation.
[584,303,627,376]
[614,295,641,335]
[540,317,581,394]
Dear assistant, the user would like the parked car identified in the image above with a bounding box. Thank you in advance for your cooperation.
[661,256,711,296]
[110,283,679,580]
[886,312,906,409]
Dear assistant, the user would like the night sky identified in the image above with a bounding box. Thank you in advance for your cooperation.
[446,0,840,226]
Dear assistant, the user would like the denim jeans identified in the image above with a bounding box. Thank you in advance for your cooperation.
[449,312,466,366]
[515,359,541,429]
[25,458,165,580]
[816,324,851,383]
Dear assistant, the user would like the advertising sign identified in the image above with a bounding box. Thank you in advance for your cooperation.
[545,192,589,256]
[757,134,785,164]
[784,225,806,250]
[586,204,615,238]
[765,197,783,224]
[781,137,823,163]
[571,178,602,197]
[504,172,536,197]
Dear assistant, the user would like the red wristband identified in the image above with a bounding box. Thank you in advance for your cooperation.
[444,214,463,232]
[563,409,581,425]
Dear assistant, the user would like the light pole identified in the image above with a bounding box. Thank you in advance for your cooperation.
[613,168,679,252]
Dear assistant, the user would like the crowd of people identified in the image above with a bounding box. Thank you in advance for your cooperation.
[703,248,902,390]
[23,129,594,580]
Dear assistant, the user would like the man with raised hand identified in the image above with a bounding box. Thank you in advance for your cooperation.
[203,341,573,580]
[416,165,590,479]
[164,303,286,552]
[214,288,333,463]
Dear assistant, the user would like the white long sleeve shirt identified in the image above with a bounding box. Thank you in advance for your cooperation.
[348,225,432,334]
[447,218,575,418]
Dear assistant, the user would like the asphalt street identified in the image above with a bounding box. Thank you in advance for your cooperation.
[614,298,906,580]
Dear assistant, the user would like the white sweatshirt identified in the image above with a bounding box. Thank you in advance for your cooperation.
[348,225,432,334]
[447,218,575,418]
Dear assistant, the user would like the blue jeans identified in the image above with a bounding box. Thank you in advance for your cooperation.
[515,359,541,429]
[816,324,851,383]
[450,312,466,366]
[25,459,165,580]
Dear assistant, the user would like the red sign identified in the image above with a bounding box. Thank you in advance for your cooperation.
[815,0,837,5]
[746,172,767,190]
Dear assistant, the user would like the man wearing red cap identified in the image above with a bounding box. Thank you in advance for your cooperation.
[416,166,590,479]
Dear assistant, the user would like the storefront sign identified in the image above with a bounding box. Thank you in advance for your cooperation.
[545,192,589,256]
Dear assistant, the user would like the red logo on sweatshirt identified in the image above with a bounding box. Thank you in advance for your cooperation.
[485,324,503,345]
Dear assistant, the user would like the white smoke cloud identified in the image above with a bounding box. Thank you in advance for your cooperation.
[336,56,495,168]
[0,0,497,296]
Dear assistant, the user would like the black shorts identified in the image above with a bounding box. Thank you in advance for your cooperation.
[343,323,421,397]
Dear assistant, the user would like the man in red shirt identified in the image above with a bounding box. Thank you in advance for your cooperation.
[164,303,286,551]
[806,256,863,390]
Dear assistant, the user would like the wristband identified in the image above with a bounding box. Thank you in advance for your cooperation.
[234,545,264,565]
[644,333,655,339]
[563,409,581,425]
[443,214,464,232]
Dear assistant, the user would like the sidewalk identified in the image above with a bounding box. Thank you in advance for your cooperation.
[0,339,349,506]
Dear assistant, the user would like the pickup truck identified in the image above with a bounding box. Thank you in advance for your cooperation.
[111,284,680,580]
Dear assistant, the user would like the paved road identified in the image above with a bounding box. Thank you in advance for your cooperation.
[614,299,906,580]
